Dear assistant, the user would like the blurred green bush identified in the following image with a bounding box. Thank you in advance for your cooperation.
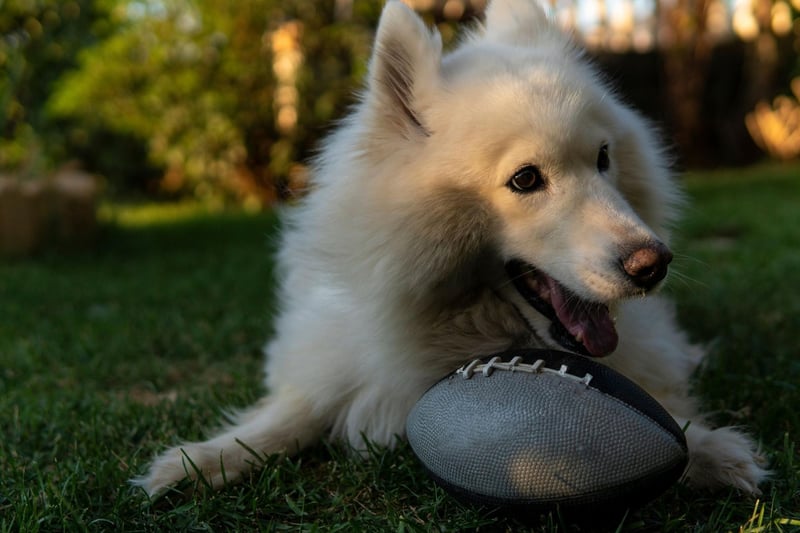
[2,0,383,205]
[1,0,117,177]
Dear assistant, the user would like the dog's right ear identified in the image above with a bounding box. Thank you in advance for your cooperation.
[366,1,442,137]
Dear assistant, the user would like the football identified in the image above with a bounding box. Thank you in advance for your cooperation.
[406,349,688,518]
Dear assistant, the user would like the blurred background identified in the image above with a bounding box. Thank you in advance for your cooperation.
[0,0,798,254]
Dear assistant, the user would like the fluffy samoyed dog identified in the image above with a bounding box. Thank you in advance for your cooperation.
[137,0,767,497]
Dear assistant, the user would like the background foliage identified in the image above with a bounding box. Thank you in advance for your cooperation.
[0,0,117,176]
[2,0,382,204]
[1,0,799,204]
[48,0,381,204]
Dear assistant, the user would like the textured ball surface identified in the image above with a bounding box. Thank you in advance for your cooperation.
[406,349,688,515]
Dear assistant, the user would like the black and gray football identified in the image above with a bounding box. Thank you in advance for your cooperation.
[406,349,687,517]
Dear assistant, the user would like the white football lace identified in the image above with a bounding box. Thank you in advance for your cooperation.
[456,355,593,387]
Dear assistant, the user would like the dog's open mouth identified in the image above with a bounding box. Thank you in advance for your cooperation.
[506,260,618,357]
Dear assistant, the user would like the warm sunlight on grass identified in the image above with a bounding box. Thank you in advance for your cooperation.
[98,201,233,228]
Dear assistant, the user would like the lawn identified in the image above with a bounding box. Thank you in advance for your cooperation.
[2,164,799,532]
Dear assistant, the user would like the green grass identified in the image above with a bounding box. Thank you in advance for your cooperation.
[2,164,800,532]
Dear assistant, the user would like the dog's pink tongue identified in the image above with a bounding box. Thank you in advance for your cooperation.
[548,279,618,357]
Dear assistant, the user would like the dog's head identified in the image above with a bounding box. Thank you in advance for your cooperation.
[335,0,681,358]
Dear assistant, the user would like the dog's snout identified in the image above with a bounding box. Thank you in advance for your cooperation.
[622,241,673,290]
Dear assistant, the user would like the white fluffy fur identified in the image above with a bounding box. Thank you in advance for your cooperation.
[135,0,767,497]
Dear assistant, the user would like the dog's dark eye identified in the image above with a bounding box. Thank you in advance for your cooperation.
[507,165,545,193]
[597,144,610,173]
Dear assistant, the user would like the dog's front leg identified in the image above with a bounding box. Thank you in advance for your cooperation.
[133,387,325,497]
[675,417,769,494]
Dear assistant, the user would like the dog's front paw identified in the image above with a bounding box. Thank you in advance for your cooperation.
[131,445,198,497]
[132,442,236,497]
[684,425,769,494]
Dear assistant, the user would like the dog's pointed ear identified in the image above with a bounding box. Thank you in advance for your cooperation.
[367,1,442,136]
[483,0,555,45]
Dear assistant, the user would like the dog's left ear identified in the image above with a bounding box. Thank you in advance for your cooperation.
[483,0,560,46]
[366,1,442,137]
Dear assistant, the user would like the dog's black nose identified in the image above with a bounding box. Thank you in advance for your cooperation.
[622,241,673,290]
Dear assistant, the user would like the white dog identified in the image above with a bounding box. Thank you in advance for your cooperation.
[137,0,767,497]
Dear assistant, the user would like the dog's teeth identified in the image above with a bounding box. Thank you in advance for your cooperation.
[574,331,584,343]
